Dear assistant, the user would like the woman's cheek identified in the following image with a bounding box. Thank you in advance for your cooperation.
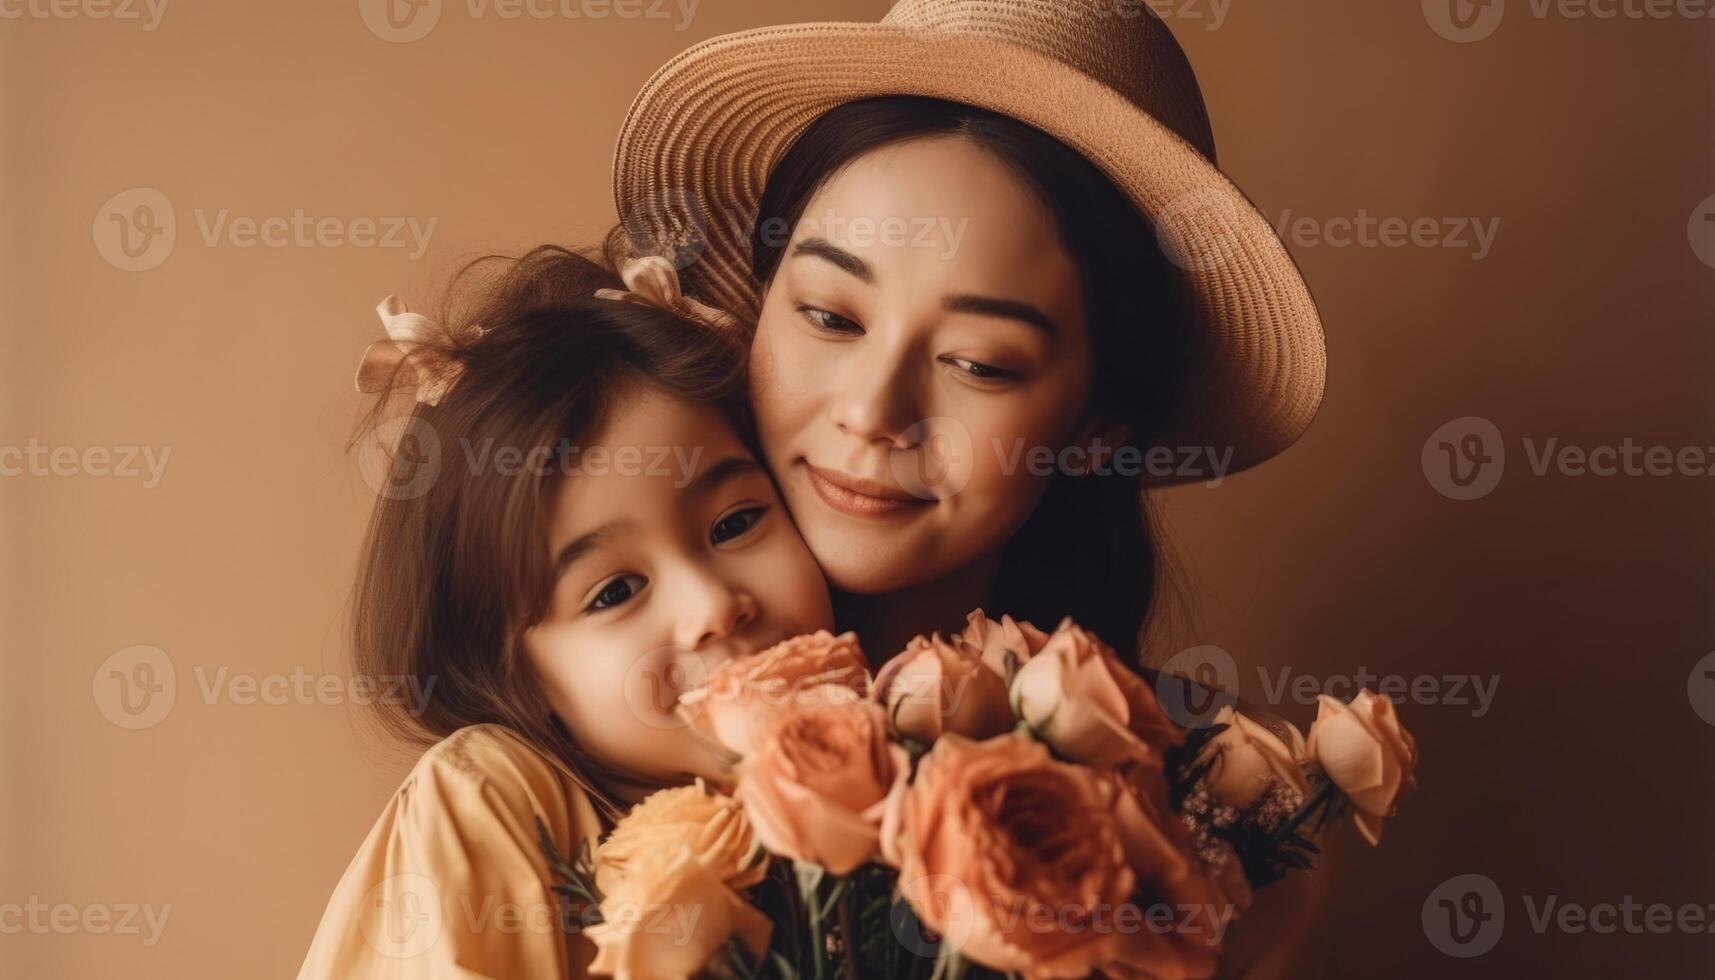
[744,529,835,634]
[748,321,805,455]
[961,407,1059,508]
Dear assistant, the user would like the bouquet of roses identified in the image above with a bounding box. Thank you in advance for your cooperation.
[541,611,1419,980]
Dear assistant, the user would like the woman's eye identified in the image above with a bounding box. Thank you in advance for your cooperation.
[799,307,863,335]
[587,573,647,612]
[941,355,1018,382]
[711,506,766,545]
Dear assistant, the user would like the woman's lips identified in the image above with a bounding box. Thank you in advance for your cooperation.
[803,463,932,519]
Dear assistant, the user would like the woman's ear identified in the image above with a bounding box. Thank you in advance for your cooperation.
[1067,419,1133,476]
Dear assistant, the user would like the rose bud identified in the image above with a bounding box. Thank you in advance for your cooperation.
[874,633,1015,743]
[956,608,1051,681]
[1306,691,1420,845]
[1195,706,1309,810]
[1009,618,1182,767]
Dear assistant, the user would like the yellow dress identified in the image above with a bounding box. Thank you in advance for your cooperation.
[297,725,612,979]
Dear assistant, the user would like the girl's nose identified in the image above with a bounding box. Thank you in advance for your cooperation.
[675,569,759,653]
[828,339,922,448]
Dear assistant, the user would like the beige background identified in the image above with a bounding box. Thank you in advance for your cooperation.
[3,1,1711,977]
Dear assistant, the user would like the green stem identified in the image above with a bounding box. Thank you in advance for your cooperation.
[837,883,859,980]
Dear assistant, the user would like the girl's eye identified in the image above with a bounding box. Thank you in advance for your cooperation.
[799,307,863,335]
[711,506,767,545]
[941,355,1019,382]
[587,573,647,612]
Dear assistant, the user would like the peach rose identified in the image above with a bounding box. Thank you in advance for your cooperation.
[1009,618,1182,767]
[883,732,1226,980]
[594,780,767,900]
[587,843,771,980]
[734,700,909,875]
[956,608,1052,681]
[677,631,871,757]
[874,632,1014,743]
[1195,706,1309,810]
[1306,691,1419,845]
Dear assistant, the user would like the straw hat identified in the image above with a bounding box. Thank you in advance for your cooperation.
[612,0,1326,478]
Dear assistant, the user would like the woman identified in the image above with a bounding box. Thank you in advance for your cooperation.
[612,0,1325,667]
[610,2,1332,975]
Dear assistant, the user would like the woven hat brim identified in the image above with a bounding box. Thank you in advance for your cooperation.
[613,23,1327,482]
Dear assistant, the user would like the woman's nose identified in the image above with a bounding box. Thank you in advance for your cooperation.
[828,339,923,447]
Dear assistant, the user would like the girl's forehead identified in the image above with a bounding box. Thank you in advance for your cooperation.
[542,390,759,547]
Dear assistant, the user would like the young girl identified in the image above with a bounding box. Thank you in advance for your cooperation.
[297,246,833,978]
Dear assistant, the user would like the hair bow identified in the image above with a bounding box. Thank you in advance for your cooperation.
[355,296,463,406]
[594,255,740,333]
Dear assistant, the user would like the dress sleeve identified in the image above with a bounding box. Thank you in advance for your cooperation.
[297,726,608,980]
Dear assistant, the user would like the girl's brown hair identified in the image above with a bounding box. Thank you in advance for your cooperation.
[350,244,749,823]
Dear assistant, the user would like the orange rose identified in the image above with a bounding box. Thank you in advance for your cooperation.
[734,701,909,875]
[586,843,771,980]
[594,780,767,900]
[882,732,1224,979]
[1009,618,1182,767]
[874,632,1014,743]
[1306,691,1419,845]
[956,608,1052,681]
[677,631,871,757]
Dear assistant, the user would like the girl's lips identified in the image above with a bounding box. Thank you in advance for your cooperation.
[803,463,932,520]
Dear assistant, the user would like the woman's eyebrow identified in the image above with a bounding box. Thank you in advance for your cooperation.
[790,237,874,283]
[791,236,1057,336]
[942,294,1059,336]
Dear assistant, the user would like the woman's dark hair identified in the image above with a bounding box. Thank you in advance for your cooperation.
[350,244,751,823]
[749,96,1203,660]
